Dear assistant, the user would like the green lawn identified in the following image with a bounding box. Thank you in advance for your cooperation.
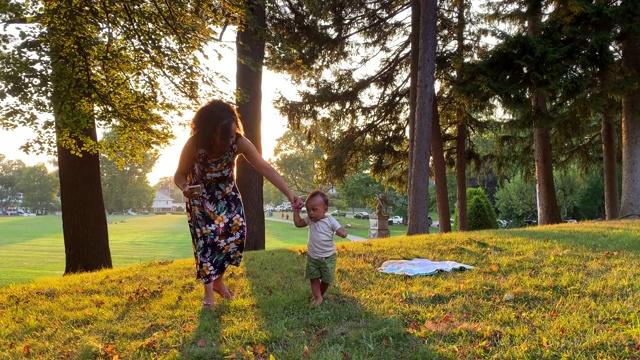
[0,214,363,286]
[1,219,639,359]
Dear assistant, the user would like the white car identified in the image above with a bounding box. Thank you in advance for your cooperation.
[390,216,403,224]
[21,212,36,216]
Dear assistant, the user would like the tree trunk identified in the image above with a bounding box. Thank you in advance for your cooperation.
[528,4,561,225]
[236,0,267,250]
[57,129,112,274]
[455,122,468,230]
[533,124,561,224]
[601,102,619,220]
[407,0,420,212]
[431,98,451,233]
[619,0,640,219]
[47,3,112,274]
[407,0,436,235]
[454,0,467,231]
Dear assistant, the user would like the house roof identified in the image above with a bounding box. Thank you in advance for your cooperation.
[154,191,174,202]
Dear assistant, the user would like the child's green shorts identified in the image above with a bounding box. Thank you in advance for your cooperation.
[305,253,337,284]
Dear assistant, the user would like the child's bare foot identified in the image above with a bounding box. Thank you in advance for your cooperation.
[312,296,323,306]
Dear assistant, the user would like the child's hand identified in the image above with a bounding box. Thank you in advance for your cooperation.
[335,227,348,238]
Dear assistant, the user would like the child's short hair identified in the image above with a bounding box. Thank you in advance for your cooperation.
[306,190,329,206]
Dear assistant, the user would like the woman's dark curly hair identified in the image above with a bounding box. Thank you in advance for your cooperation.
[190,100,245,151]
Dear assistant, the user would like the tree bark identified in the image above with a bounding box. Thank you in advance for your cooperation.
[47,3,112,274]
[533,124,561,224]
[58,129,112,274]
[236,0,267,250]
[454,0,467,231]
[455,121,468,231]
[528,3,561,225]
[619,0,640,219]
[407,0,420,212]
[407,0,436,235]
[601,102,619,220]
[431,98,451,232]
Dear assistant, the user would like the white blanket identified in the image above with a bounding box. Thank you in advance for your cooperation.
[377,258,474,276]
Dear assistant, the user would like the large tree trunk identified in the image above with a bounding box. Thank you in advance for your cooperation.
[407,0,437,235]
[619,0,640,219]
[58,129,112,274]
[47,3,112,274]
[601,102,619,220]
[455,122,468,231]
[407,0,420,212]
[431,98,451,233]
[236,0,267,250]
[454,0,467,231]
[528,4,561,225]
[533,124,561,224]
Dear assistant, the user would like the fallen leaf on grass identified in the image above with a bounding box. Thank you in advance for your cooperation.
[503,293,515,301]
[253,345,267,355]
[104,344,116,354]
[23,344,30,356]
[490,264,500,272]
[603,251,625,257]
[197,338,207,347]
[302,345,311,357]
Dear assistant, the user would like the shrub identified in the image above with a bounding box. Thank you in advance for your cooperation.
[453,188,498,231]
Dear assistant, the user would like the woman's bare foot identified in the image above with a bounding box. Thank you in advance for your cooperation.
[213,284,235,299]
[201,301,215,309]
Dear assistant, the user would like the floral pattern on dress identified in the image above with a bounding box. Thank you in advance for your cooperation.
[186,142,246,284]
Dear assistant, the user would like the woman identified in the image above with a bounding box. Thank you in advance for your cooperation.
[174,100,303,309]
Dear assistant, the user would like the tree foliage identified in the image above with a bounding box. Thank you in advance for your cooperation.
[454,187,497,231]
[100,133,158,213]
[271,130,320,195]
[15,163,59,214]
[0,154,26,211]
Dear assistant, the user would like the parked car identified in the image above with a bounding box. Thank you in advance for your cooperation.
[330,210,346,217]
[497,219,508,228]
[354,212,369,219]
[390,216,403,224]
[21,212,36,217]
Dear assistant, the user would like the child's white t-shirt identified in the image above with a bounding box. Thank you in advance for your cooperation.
[304,215,342,259]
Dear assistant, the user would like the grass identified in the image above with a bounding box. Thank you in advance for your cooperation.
[2,218,639,359]
[0,214,364,287]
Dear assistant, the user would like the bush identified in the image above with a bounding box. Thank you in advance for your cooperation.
[453,188,498,231]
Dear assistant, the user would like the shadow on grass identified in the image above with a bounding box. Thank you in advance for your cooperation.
[241,248,453,360]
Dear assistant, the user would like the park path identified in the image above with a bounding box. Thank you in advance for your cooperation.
[265,217,367,241]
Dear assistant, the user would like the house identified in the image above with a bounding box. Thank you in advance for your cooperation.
[152,191,175,213]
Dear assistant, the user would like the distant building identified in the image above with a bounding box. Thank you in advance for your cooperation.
[152,191,175,213]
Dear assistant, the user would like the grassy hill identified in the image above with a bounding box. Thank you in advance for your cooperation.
[1,220,639,359]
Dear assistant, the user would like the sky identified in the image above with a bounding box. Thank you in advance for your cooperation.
[0,68,296,185]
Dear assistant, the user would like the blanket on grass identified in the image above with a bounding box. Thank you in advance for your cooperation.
[377,258,474,276]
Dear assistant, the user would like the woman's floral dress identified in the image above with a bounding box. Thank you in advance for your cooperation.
[186,142,246,284]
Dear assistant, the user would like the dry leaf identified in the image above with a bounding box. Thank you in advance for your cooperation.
[23,344,30,356]
[503,293,515,301]
[302,345,311,357]
[104,344,116,354]
[254,345,267,355]
[197,338,207,347]
[490,264,500,272]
